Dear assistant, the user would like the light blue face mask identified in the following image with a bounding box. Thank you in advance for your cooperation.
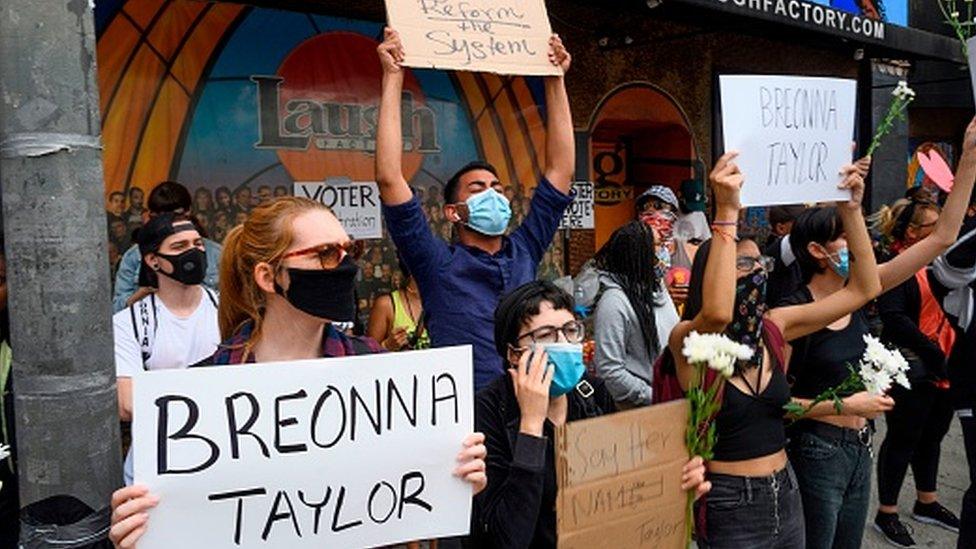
[464,188,512,236]
[535,342,585,397]
[827,247,850,279]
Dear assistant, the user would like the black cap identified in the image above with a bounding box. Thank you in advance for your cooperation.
[138,212,197,256]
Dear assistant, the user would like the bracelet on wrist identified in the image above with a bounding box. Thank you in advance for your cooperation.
[712,220,738,226]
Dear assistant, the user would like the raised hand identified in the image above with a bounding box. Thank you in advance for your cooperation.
[709,151,744,213]
[837,163,866,211]
[548,34,571,74]
[377,27,405,74]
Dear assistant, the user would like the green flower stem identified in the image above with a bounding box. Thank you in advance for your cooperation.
[866,96,913,157]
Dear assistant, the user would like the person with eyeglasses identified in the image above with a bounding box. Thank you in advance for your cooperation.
[375,29,576,392]
[860,118,976,547]
[664,152,883,548]
[468,280,709,549]
[591,220,680,409]
[107,197,488,549]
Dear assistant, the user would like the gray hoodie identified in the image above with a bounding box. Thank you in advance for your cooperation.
[593,272,680,407]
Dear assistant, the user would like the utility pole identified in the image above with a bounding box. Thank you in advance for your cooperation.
[0,0,121,545]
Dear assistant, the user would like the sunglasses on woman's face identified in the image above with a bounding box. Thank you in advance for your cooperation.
[280,240,364,270]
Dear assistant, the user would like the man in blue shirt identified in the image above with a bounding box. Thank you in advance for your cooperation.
[375,28,576,390]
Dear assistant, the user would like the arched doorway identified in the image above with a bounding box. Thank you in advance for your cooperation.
[586,83,700,250]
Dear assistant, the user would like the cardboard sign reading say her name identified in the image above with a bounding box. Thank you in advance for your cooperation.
[720,75,857,207]
[385,0,562,76]
[132,346,474,549]
[555,400,690,549]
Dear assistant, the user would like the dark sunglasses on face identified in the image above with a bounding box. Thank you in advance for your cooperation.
[280,239,364,270]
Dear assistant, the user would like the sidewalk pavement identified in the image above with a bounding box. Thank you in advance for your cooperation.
[863,415,966,549]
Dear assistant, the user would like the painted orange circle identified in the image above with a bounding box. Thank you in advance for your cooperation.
[275,32,425,182]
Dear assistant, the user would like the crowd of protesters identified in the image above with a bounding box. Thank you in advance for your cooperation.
[0,28,972,549]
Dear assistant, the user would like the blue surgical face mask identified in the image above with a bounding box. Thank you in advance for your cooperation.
[827,247,850,279]
[464,188,511,236]
[535,342,585,397]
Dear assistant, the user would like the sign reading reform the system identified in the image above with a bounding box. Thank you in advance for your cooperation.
[385,0,561,75]
[132,346,474,548]
[720,75,856,207]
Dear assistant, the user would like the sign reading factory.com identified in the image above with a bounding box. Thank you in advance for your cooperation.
[132,347,474,548]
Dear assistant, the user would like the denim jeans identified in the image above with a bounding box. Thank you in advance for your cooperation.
[959,414,976,549]
[788,428,872,549]
[700,464,805,548]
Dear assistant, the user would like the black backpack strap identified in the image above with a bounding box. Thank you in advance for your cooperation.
[574,380,602,418]
[203,287,218,308]
[130,295,157,370]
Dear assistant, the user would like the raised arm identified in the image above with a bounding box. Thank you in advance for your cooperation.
[669,152,742,390]
[769,168,882,341]
[375,28,413,206]
[877,116,976,291]
[542,35,574,194]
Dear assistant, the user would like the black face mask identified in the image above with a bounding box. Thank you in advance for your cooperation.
[725,270,768,370]
[155,248,206,286]
[274,256,358,322]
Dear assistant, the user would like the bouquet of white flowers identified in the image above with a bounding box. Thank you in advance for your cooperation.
[681,331,753,546]
[785,335,910,418]
[866,81,916,157]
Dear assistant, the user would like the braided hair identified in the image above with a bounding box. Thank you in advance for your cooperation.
[594,221,661,358]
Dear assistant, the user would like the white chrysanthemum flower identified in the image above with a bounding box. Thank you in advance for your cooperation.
[858,335,911,393]
[682,331,751,378]
[951,11,960,17]
[892,81,916,101]
[0,444,9,461]
[894,371,911,390]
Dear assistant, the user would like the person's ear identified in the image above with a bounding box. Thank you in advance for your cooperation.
[144,252,160,271]
[254,262,278,294]
[443,203,462,223]
[807,241,829,263]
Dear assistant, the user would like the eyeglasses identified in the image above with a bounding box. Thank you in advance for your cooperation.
[280,240,364,270]
[515,320,586,346]
[736,255,775,273]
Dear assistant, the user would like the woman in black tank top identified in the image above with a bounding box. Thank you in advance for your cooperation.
[668,154,882,548]
[785,137,976,549]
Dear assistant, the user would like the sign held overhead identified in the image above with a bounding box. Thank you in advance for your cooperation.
[719,75,857,207]
[385,0,562,75]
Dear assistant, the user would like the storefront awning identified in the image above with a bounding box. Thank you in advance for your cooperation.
[662,0,966,64]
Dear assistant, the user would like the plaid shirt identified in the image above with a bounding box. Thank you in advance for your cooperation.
[202,321,382,365]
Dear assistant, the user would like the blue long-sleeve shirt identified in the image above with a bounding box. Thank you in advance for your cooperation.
[112,239,222,312]
[383,177,572,390]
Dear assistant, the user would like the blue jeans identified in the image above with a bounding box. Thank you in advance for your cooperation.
[788,428,872,549]
[700,464,805,548]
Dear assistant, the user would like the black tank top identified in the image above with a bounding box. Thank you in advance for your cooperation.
[783,287,869,399]
[711,351,791,461]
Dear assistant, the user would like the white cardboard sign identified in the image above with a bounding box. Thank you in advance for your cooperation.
[295,178,383,240]
[559,182,595,229]
[133,346,474,549]
[719,75,857,207]
[385,0,561,76]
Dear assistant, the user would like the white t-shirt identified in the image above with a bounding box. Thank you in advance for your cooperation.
[114,289,220,484]
[113,290,221,377]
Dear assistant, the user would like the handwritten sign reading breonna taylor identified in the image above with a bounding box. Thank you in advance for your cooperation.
[720,75,856,207]
[385,0,561,76]
[132,346,474,549]
[555,400,690,549]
